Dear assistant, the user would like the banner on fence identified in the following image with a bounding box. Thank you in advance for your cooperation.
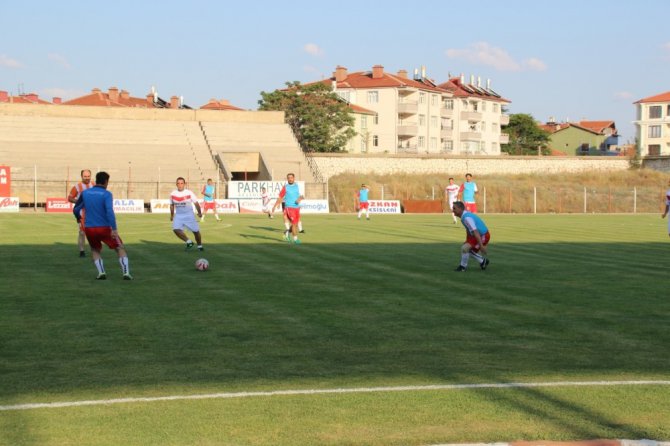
[229,181,304,199]
[238,198,280,214]
[369,200,402,214]
[300,199,329,214]
[151,199,240,214]
[113,199,144,214]
[0,197,19,212]
[45,197,73,213]
[0,166,10,197]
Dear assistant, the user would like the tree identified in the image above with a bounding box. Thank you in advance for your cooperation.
[258,81,356,153]
[502,113,550,155]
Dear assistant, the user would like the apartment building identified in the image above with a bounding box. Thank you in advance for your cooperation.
[314,65,510,155]
[634,91,670,156]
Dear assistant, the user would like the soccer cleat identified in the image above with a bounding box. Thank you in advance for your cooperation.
[79,251,86,258]
[123,273,133,280]
[96,273,107,280]
[185,241,195,250]
[454,265,467,272]
[293,239,301,245]
[480,258,490,270]
[197,246,204,251]
[299,229,305,234]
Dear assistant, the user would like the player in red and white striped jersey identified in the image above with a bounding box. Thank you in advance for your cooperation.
[68,169,95,257]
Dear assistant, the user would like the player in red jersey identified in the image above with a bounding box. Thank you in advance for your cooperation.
[68,169,95,257]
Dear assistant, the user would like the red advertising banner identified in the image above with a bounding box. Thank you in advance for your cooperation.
[46,197,74,213]
[0,166,10,196]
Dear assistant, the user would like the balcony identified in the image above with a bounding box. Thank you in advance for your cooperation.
[460,131,482,141]
[397,124,418,136]
[500,114,510,125]
[461,110,483,121]
[397,144,418,154]
[500,133,510,144]
[397,100,418,115]
[440,127,453,138]
[440,107,454,118]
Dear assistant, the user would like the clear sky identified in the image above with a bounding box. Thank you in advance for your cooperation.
[1,0,669,143]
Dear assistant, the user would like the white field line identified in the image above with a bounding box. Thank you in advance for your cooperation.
[1,380,669,412]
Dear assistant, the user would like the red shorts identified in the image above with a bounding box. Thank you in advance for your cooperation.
[465,231,490,252]
[203,201,216,211]
[359,202,369,210]
[464,202,478,213]
[284,207,301,224]
[85,227,124,251]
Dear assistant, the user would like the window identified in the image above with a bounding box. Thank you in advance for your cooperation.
[361,139,368,153]
[443,140,453,152]
[492,123,499,133]
[492,142,498,151]
[667,105,670,116]
[430,137,437,150]
[431,94,438,106]
[648,144,661,155]
[649,125,661,138]
[419,114,426,126]
[430,116,438,128]
[649,105,662,119]
[373,114,379,125]
[419,92,426,104]
[367,91,378,103]
[361,115,367,130]
[373,135,379,147]
[418,136,425,148]
[472,101,479,111]
[493,103,499,113]
[444,99,454,110]
[481,122,486,132]
[337,91,350,102]
[482,102,487,112]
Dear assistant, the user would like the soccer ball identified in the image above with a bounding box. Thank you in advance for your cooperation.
[195,258,209,271]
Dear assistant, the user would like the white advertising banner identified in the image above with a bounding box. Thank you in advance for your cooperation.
[151,199,240,214]
[300,199,329,214]
[0,197,19,212]
[369,200,402,214]
[113,199,144,214]
[238,198,281,214]
[229,181,305,199]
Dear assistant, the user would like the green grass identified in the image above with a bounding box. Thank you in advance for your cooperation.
[1,213,669,445]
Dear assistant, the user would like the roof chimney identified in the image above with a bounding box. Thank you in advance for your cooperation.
[25,93,39,102]
[219,99,230,105]
[397,69,408,79]
[372,65,384,79]
[108,87,119,102]
[92,88,101,94]
[0,91,8,102]
[120,90,130,100]
[146,93,154,106]
[52,97,62,104]
[421,65,426,79]
[170,95,179,109]
[335,66,348,82]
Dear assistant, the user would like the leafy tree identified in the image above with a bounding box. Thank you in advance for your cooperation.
[258,81,356,153]
[502,113,550,155]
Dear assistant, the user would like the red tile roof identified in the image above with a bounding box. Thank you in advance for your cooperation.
[438,77,511,103]
[538,122,601,135]
[635,91,670,104]
[578,120,616,134]
[62,88,154,108]
[310,68,447,94]
[0,92,51,104]
[199,99,244,111]
[348,103,376,115]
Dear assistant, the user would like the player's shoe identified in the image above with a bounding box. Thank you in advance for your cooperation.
[79,251,86,258]
[454,265,467,272]
[96,273,107,280]
[293,239,301,245]
[123,273,133,280]
[299,229,305,234]
[185,241,195,250]
[197,246,204,251]
[480,258,490,270]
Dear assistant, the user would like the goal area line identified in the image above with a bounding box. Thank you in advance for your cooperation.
[2,379,669,412]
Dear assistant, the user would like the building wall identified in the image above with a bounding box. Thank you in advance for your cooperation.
[635,101,670,156]
[310,153,629,178]
[550,127,604,155]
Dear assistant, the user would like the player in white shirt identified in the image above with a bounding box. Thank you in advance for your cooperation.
[170,177,204,251]
[261,187,273,219]
[662,179,670,237]
[445,177,460,224]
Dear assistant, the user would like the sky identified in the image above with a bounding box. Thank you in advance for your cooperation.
[1,0,669,143]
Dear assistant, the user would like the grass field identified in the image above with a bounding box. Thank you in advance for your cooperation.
[1,212,669,445]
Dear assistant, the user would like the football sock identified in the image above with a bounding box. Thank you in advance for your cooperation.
[94,258,105,274]
[298,222,303,231]
[284,222,290,230]
[119,256,130,275]
[470,251,484,263]
[460,253,470,267]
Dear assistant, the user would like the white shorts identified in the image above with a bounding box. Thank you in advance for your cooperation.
[173,214,200,233]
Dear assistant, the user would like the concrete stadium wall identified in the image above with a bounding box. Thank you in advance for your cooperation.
[643,156,670,172]
[0,103,284,123]
[310,153,631,178]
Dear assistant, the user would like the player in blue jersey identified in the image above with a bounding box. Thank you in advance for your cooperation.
[458,173,478,213]
[356,184,370,220]
[73,171,132,280]
[272,173,304,244]
[200,178,220,222]
[452,201,490,272]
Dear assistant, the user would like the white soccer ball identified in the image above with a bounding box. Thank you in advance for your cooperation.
[195,258,209,271]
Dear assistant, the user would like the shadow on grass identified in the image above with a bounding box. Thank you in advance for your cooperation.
[1,238,669,439]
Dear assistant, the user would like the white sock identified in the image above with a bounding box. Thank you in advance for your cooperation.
[298,222,303,231]
[186,239,193,244]
[284,222,290,230]
[119,256,129,275]
[94,258,105,274]
[460,253,470,267]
